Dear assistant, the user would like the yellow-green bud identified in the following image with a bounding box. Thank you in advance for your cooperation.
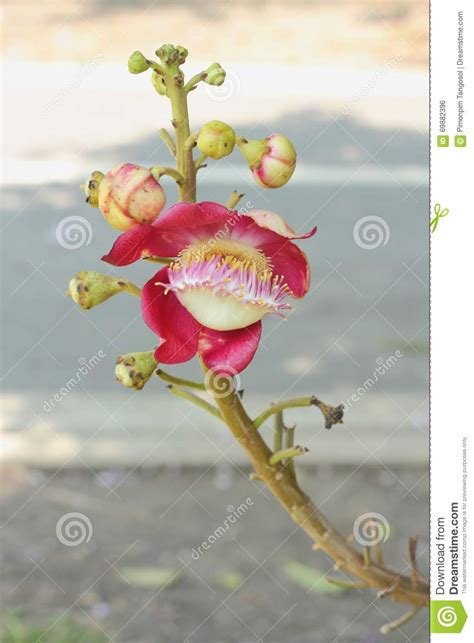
[151,71,168,96]
[128,51,150,74]
[80,171,104,208]
[205,63,226,86]
[66,272,141,310]
[115,352,157,390]
[197,121,236,160]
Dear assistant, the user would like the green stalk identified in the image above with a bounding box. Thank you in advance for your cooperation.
[253,397,316,429]
[156,369,206,390]
[167,385,221,419]
[164,76,196,202]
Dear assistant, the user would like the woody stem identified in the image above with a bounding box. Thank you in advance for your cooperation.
[202,366,429,609]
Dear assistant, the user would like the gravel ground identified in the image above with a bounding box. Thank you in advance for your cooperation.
[1,465,429,642]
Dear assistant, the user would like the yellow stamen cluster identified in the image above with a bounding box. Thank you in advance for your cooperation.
[179,239,272,278]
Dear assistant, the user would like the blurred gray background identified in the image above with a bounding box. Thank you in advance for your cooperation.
[1,1,429,641]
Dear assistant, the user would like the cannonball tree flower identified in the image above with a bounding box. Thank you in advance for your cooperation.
[81,163,166,231]
[103,201,316,374]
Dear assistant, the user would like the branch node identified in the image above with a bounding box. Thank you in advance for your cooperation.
[377,581,400,600]
[380,607,421,635]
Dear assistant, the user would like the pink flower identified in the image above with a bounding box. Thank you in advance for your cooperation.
[103,202,316,374]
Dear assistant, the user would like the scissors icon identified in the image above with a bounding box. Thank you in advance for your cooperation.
[430,203,449,233]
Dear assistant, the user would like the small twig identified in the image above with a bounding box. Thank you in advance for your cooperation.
[254,396,344,430]
[120,280,141,298]
[374,542,384,565]
[185,132,199,150]
[283,422,297,479]
[159,128,176,157]
[151,166,185,185]
[380,607,421,635]
[194,154,208,170]
[166,385,222,419]
[254,397,315,429]
[363,547,372,567]
[273,410,283,453]
[149,61,166,76]
[184,71,207,93]
[225,191,245,209]
[157,369,206,390]
[326,576,368,590]
[269,445,309,466]
[249,472,264,482]
[408,536,424,587]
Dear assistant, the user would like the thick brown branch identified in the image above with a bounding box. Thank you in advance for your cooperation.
[204,370,429,608]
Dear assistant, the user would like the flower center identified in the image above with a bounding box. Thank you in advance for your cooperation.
[179,239,271,276]
[159,240,292,331]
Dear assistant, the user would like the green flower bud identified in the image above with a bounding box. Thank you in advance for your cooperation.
[155,44,188,66]
[128,51,150,74]
[156,44,176,64]
[80,171,104,208]
[66,272,141,310]
[175,45,189,65]
[115,352,157,390]
[197,121,236,160]
[205,63,226,86]
[151,70,168,96]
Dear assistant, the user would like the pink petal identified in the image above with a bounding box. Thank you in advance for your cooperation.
[259,240,311,298]
[103,201,236,266]
[153,201,232,232]
[102,224,156,266]
[230,210,316,248]
[246,209,313,238]
[141,267,201,364]
[198,322,262,375]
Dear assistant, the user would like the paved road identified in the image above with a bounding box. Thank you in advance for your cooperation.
[1,466,429,642]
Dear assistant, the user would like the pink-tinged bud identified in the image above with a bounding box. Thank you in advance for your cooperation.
[237,134,296,189]
[81,163,166,231]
